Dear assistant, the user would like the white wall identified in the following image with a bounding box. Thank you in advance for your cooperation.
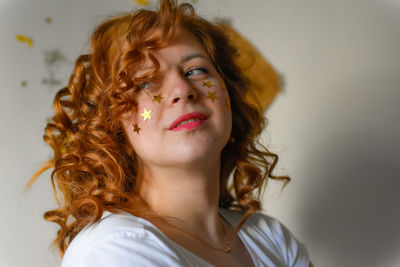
[1,0,399,266]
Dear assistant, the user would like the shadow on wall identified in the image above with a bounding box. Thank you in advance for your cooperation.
[300,122,400,266]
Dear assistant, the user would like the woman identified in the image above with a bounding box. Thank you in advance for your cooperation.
[31,0,312,266]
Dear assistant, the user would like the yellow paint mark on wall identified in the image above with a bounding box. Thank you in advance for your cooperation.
[135,0,149,6]
[16,35,34,47]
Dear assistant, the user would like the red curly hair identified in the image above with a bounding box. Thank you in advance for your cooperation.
[30,0,289,257]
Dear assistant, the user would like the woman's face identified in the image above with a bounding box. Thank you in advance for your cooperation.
[122,29,232,172]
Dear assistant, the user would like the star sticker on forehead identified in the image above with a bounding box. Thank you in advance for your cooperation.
[140,108,152,121]
[152,93,164,103]
[132,123,141,135]
[206,91,219,103]
[202,80,214,88]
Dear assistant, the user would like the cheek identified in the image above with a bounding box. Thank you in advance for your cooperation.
[133,96,163,127]
[193,77,231,109]
[122,97,163,149]
[125,120,161,164]
[201,80,232,137]
[222,103,233,138]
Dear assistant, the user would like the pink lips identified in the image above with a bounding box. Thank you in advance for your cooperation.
[169,112,208,131]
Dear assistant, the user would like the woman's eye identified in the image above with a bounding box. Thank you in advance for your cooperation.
[140,81,152,90]
[185,68,208,77]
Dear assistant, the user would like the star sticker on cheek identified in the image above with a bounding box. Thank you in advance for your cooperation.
[152,93,164,103]
[140,108,152,121]
[132,123,141,135]
[202,80,214,88]
[225,97,231,108]
[206,91,219,103]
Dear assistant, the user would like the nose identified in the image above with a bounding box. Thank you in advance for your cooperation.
[167,71,198,105]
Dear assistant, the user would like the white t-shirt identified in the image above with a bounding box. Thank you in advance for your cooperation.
[61,208,310,267]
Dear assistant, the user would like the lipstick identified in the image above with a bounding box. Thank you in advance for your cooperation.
[169,112,207,131]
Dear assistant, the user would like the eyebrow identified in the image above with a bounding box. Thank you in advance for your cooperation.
[180,53,208,64]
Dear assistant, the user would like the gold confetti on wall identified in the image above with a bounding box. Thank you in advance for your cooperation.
[220,24,280,111]
[135,0,149,6]
[45,17,52,24]
[16,35,34,47]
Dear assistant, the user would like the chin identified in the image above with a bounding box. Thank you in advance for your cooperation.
[164,142,220,164]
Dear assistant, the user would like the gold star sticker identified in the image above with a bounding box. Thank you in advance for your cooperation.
[225,97,230,108]
[140,108,152,121]
[206,91,219,103]
[202,80,214,88]
[152,93,164,103]
[219,82,227,91]
[132,123,141,135]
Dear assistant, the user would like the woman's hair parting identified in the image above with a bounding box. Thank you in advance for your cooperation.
[29,0,289,256]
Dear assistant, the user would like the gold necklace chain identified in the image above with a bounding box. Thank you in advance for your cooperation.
[168,216,233,254]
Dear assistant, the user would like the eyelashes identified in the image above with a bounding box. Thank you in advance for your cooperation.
[134,80,155,93]
[140,81,152,90]
[134,67,209,93]
[185,67,209,77]
[134,79,157,95]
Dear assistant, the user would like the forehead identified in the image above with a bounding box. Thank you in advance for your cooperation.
[154,28,209,62]
[128,28,211,76]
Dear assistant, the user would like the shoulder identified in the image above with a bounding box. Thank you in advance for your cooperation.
[246,211,310,266]
[61,212,183,267]
[220,208,310,266]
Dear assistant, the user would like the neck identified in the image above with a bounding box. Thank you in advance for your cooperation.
[134,157,225,244]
